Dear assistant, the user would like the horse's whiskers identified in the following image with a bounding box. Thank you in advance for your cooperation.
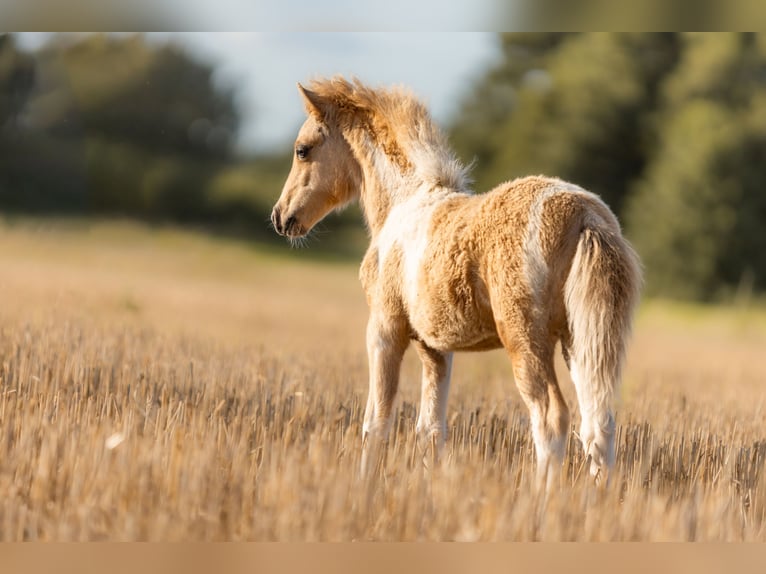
[288,235,308,249]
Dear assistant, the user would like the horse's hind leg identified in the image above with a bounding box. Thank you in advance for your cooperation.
[567,351,616,483]
[508,342,570,490]
[413,340,453,462]
[360,313,408,477]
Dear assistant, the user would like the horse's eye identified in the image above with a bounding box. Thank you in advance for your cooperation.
[296,145,311,160]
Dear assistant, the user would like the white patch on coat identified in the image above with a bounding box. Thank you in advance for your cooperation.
[552,179,586,194]
[522,186,562,309]
[377,187,454,308]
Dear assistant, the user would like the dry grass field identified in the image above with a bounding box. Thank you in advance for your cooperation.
[0,218,765,541]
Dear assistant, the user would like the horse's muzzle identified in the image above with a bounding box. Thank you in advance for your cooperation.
[271,206,303,238]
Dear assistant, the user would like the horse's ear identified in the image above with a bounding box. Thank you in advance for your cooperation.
[298,83,327,120]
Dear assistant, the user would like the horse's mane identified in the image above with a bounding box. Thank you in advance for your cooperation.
[307,77,471,193]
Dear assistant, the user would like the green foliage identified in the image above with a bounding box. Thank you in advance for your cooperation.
[0,35,46,208]
[38,35,236,157]
[0,35,35,128]
[627,101,741,299]
[628,33,766,300]
[452,34,680,214]
[0,34,240,223]
[450,34,572,177]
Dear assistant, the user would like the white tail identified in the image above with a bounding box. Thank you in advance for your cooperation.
[564,220,642,478]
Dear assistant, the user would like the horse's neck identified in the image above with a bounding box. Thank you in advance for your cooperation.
[350,138,419,237]
[359,180,405,238]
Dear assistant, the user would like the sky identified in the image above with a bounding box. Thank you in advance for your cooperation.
[17,33,501,155]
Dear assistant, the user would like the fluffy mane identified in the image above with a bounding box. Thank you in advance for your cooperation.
[307,76,472,192]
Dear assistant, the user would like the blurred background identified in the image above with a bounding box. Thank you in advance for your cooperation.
[1,32,765,302]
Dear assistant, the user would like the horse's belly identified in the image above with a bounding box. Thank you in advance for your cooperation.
[408,293,501,352]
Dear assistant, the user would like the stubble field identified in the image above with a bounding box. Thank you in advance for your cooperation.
[0,219,764,541]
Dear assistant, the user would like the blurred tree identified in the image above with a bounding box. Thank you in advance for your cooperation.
[0,36,88,213]
[30,34,239,218]
[37,35,237,157]
[0,34,240,220]
[451,33,680,216]
[0,34,44,209]
[0,34,35,128]
[450,33,571,178]
[627,33,766,300]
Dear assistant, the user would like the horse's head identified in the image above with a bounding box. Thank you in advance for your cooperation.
[271,84,361,240]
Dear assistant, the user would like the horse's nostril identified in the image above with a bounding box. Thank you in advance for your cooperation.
[284,215,296,234]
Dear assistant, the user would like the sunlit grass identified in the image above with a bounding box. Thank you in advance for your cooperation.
[638,298,766,336]
[0,218,764,540]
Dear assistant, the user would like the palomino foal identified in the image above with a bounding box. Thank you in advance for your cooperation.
[272,77,641,487]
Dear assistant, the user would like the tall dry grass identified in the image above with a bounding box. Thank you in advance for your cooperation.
[0,219,764,540]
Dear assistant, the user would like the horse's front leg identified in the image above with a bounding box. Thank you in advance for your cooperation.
[413,340,453,464]
[360,313,408,477]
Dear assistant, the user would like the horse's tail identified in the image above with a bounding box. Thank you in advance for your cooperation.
[564,214,642,477]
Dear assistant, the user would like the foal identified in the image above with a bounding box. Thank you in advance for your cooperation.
[271,77,641,486]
